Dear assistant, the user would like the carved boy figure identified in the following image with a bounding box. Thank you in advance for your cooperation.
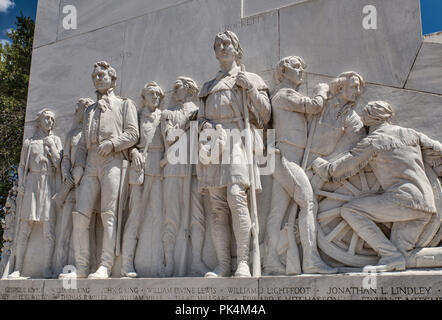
[312,101,442,272]
[121,82,165,278]
[161,77,209,277]
[8,109,63,279]
[59,61,139,279]
[198,31,271,277]
[265,56,336,275]
[53,98,94,275]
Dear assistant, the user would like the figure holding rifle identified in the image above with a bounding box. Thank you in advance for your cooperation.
[197,31,271,277]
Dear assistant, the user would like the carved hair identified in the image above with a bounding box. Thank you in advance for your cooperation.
[141,81,165,106]
[363,101,394,126]
[35,108,56,130]
[92,61,117,88]
[214,30,243,64]
[329,71,365,97]
[274,56,307,84]
[177,76,199,99]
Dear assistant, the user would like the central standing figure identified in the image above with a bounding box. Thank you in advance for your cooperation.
[198,31,271,277]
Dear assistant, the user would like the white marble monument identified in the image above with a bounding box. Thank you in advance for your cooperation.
[0,0,441,300]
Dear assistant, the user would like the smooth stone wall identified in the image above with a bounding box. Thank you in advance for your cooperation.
[405,42,442,95]
[57,0,188,41]
[33,0,60,48]
[242,0,308,17]
[279,0,422,88]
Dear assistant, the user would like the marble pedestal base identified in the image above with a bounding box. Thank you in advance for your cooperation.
[0,270,441,300]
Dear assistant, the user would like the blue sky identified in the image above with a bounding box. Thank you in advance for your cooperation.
[0,0,37,46]
[0,0,441,46]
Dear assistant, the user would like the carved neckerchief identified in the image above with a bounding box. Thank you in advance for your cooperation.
[96,88,114,112]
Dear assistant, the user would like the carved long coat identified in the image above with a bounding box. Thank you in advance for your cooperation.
[197,67,271,192]
[19,135,62,222]
[328,123,442,214]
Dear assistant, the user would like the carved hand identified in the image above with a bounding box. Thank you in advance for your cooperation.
[313,83,330,100]
[98,140,114,157]
[312,157,330,180]
[132,150,145,172]
[236,72,254,90]
[72,166,84,185]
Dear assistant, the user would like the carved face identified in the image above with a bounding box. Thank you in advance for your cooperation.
[173,80,187,103]
[39,113,55,132]
[283,58,305,86]
[143,88,162,111]
[214,34,237,64]
[341,76,361,103]
[92,67,113,93]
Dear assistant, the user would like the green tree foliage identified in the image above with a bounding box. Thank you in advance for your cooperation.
[0,14,35,212]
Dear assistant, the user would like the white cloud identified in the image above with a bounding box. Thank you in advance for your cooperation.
[0,39,11,46]
[0,0,15,13]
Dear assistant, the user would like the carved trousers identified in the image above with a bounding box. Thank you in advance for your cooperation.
[208,184,251,266]
[266,154,322,268]
[15,219,55,273]
[341,194,432,257]
[73,149,122,273]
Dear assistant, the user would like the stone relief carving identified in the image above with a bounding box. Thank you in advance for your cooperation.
[264,56,336,275]
[122,81,165,278]
[197,31,271,278]
[312,101,442,272]
[53,98,94,275]
[1,30,441,280]
[8,109,63,280]
[59,61,139,280]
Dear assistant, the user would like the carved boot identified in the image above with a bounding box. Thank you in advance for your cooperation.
[342,208,405,272]
[88,266,111,279]
[363,253,406,273]
[298,206,337,274]
[205,216,231,278]
[232,211,252,278]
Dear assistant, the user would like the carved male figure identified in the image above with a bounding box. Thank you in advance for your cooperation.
[161,76,209,277]
[8,109,63,279]
[308,71,366,165]
[312,101,442,272]
[264,56,336,274]
[198,31,271,277]
[53,98,94,275]
[121,82,165,278]
[59,61,139,279]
